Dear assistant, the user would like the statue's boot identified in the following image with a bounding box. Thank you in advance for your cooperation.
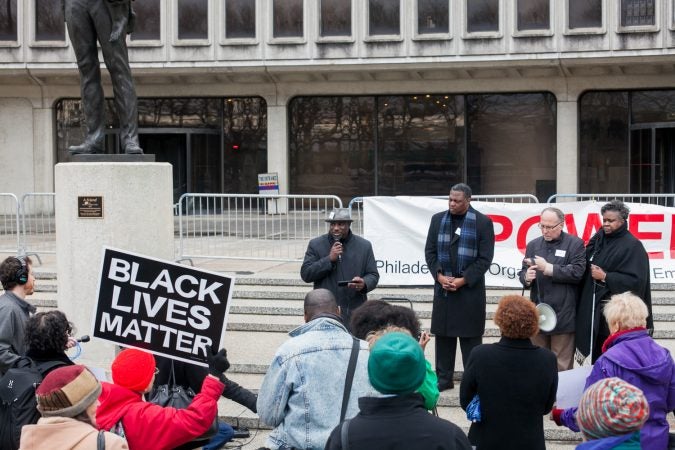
[123,137,143,155]
[68,136,104,155]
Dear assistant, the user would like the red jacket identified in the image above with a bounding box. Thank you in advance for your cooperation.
[96,375,224,450]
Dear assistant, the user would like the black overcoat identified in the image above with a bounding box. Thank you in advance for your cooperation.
[425,206,494,337]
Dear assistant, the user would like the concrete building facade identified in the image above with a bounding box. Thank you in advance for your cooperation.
[1,0,674,202]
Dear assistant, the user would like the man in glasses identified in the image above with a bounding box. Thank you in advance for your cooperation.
[518,207,585,371]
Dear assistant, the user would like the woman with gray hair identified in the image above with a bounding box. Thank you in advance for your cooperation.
[576,200,652,363]
[552,292,675,450]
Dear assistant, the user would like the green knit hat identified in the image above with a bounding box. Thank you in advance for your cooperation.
[368,332,426,395]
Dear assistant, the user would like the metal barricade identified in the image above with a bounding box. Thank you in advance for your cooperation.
[177,194,343,262]
[20,193,56,259]
[548,193,675,207]
[0,193,20,254]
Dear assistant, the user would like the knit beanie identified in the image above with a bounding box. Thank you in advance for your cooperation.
[111,348,156,392]
[368,332,426,395]
[576,377,650,441]
[36,365,102,418]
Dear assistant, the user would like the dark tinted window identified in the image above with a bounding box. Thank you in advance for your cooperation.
[417,0,449,34]
[620,0,655,26]
[517,0,550,31]
[466,0,499,33]
[273,0,303,38]
[178,0,208,39]
[368,0,400,35]
[0,0,17,41]
[35,0,65,41]
[320,0,351,37]
[225,0,256,39]
[131,0,161,41]
[568,0,602,29]
[631,91,675,124]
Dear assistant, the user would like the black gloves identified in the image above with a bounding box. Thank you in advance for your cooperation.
[207,345,230,377]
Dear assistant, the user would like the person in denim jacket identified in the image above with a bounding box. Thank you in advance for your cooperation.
[257,289,378,450]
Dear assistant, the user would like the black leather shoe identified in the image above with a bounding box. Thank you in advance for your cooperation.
[437,381,455,391]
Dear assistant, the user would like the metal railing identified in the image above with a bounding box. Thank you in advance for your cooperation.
[177,194,343,262]
[0,194,20,254]
[548,193,675,206]
[20,193,56,259]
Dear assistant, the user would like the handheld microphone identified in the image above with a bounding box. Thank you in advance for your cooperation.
[77,335,91,343]
[332,235,342,262]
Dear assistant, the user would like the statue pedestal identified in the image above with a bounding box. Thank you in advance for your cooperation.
[55,162,174,371]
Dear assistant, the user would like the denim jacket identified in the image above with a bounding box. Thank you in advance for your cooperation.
[257,316,378,450]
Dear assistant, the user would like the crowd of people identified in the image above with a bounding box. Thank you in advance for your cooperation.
[0,186,673,450]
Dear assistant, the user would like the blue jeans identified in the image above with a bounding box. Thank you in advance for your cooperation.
[202,422,235,450]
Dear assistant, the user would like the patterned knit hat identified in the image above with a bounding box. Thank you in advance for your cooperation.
[36,365,102,418]
[111,348,156,392]
[576,377,649,440]
[368,332,426,395]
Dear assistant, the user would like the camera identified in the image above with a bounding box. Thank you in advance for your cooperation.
[524,257,536,267]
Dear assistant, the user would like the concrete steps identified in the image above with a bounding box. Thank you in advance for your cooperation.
[24,269,675,448]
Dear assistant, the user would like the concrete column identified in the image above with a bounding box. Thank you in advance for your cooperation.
[556,99,579,196]
[32,106,55,193]
[266,98,289,195]
[55,162,174,369]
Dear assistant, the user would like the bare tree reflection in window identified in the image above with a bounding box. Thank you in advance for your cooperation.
[131,0,160,40]
[568,0,602,29]
[621,0,655,26]
[225,0,256,39]
[178,0,208,40]
[369,0,400,35]
[35,0,64,40]
[273,0,303,38]
[0,0,16,41]
[320,0,351,37]
[418,0,449,34]
[517,0,549,31]
[466,0,499,33]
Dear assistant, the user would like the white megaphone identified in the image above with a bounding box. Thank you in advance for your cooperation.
[536,303,557,332]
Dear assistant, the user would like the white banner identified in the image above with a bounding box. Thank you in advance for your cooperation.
[364,197,675,287]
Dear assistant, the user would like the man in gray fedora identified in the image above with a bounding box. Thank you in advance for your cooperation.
[301,208,379,329]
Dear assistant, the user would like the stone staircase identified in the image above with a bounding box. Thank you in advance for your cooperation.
[27,269,675,449]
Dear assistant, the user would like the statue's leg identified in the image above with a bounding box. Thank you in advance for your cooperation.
[93,0,142,154]
[65,0,105,154]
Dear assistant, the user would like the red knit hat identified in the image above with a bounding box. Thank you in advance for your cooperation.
[36,365,101,418]
[111,348,156,392]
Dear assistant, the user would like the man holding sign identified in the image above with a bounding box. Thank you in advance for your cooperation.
[425,183,494,391]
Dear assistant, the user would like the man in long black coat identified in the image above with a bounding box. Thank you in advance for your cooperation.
[425,183,494,391]
[576,200,652,363]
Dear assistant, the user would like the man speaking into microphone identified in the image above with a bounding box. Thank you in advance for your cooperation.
[301,208,379,329]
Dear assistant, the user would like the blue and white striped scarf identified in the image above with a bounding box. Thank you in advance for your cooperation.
[437,208,478,276]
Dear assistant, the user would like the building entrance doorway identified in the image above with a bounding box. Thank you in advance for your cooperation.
[630,125,675,196]
[139,131,221,204]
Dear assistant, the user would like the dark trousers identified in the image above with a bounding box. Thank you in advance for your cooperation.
[65,0,139,150]
[435,335,482,385]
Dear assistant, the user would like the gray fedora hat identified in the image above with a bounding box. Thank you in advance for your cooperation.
[325,208,353,223]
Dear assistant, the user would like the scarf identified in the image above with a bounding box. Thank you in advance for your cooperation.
[437,208,477,276]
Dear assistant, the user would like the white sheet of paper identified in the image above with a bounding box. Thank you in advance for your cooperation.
[556,366,593,408]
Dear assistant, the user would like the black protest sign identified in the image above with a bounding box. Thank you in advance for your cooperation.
[93,247,233,366]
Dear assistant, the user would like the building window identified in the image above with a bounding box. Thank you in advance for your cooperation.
[273,0,303,38]
[35,0,64,41]
[517,0,550,31]
[320,0,351,37]
[368,0,400,36]
[225,0,256,39]
[131,0,161,41]
[417,0,449,34]
[620,0,655,27]
[177,0,208,40]
[467,0,499,33]
[568,0,602,29]
[0,0,17,41]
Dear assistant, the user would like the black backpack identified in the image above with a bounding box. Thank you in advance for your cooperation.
[0,357,67,450]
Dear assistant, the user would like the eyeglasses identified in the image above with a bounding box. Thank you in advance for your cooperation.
[538,222,563,231]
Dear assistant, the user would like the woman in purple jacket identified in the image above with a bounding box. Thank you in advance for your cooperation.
[552,292,675,449]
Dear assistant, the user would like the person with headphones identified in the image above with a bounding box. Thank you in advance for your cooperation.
[0,256,36,375]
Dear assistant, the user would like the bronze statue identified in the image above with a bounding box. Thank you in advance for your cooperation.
[65,0,143,155]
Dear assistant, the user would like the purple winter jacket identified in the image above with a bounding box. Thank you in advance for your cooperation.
[560,330,675,450]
